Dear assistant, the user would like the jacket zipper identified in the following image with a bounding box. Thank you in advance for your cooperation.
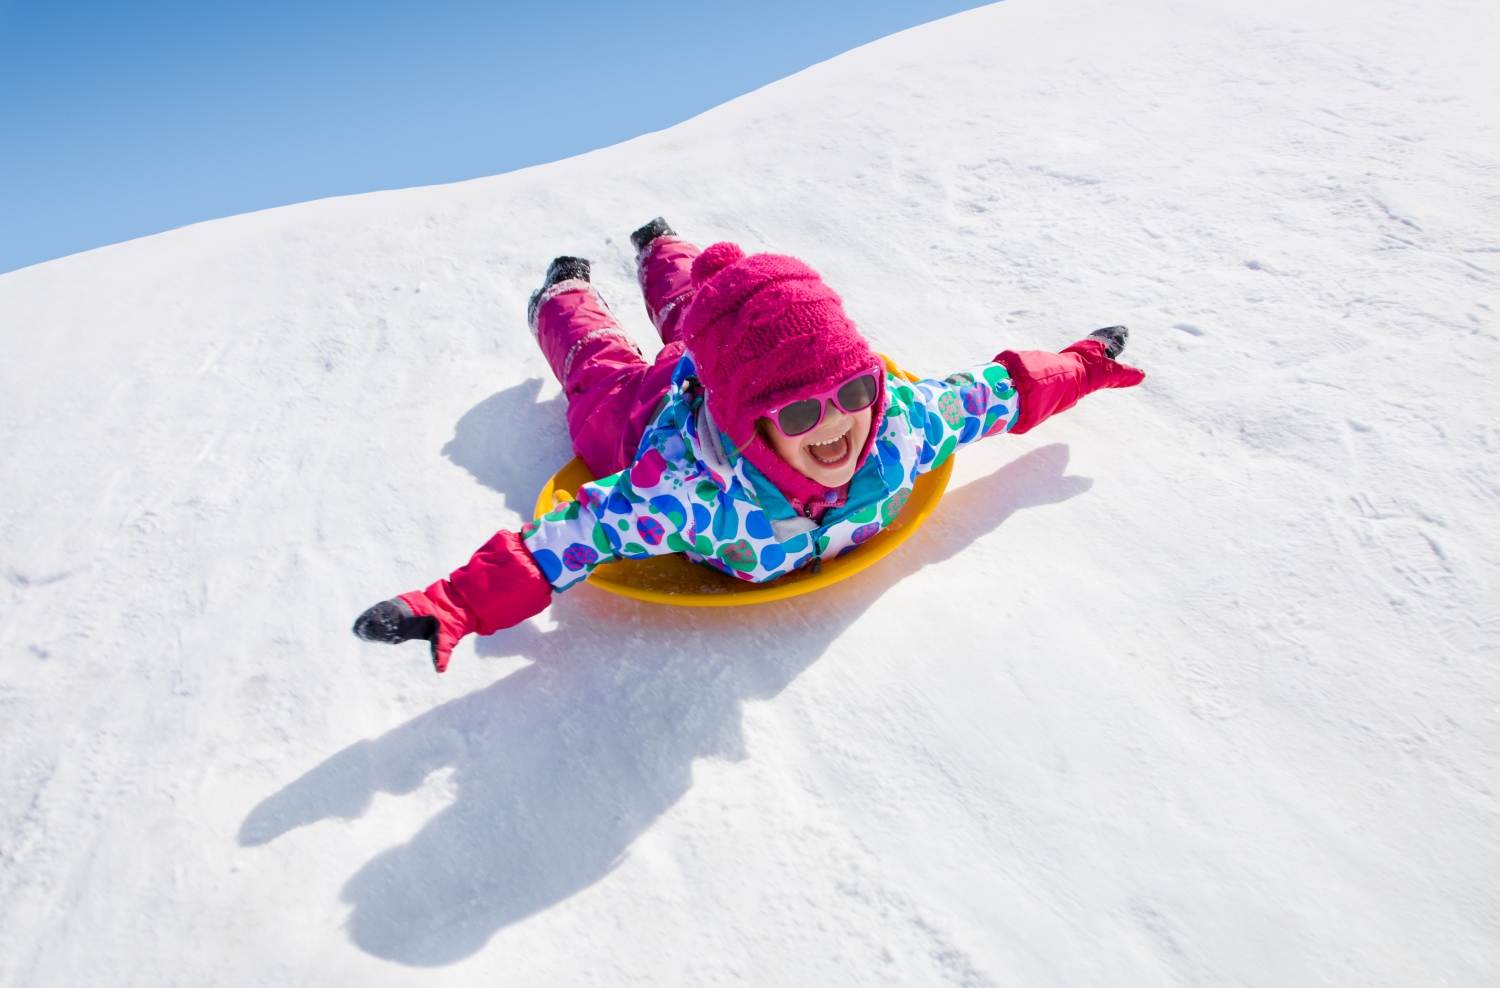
[805,502,823,574]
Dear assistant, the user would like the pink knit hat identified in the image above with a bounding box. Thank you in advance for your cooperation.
[679,242,884,500]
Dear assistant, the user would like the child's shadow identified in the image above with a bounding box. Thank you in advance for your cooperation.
[441,379,571,511]
[239,444,1091,967]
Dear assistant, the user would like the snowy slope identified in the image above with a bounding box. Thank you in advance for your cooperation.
[3,0,1499,983]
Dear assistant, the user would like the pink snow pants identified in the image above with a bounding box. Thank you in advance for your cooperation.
[533,237,702,479]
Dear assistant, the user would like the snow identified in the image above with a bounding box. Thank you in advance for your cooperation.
[2,0,1498,982]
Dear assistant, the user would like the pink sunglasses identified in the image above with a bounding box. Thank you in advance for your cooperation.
[764,368,882,437]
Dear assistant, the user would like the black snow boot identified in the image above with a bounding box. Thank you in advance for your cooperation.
[1086,325,1130,359]
[630,217,676,255]
[352,598,437,647]
[527,255,592,328]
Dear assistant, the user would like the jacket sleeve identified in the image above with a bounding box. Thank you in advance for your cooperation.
[521,463,696,592]
[889,360,1020,476]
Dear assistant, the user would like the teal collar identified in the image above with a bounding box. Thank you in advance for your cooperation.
[741,458,798,520]
[741,453,890,526]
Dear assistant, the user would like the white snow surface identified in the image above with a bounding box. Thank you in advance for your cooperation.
[3,0,1499,983]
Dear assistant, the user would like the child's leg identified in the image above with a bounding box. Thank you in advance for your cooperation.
[532,276,684,479]
[635,229,701,345]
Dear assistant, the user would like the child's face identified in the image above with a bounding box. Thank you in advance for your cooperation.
[760,402,874,489]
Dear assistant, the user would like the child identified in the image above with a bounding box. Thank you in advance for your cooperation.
[354,219,1145,671]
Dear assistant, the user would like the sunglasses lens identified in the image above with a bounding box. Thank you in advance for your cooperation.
[836,374,879,412]
[776,399,823,436]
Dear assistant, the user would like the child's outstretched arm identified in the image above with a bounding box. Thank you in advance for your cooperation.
[898,326,1145,477]
[353,458,697,671]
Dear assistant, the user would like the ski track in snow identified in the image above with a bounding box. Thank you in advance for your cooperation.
[2,0,1498,984]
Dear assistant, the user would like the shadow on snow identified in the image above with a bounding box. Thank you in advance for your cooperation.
[239,440,1090,966]
[441,378,571,514]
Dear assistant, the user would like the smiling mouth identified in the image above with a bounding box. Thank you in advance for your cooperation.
[806,430,852,466]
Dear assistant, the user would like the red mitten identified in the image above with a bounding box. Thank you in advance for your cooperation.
[996,338,1145,435]
[356,530,553,672]
[398,581,479,674]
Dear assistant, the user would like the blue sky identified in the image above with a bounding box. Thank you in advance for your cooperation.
[0,1,984,274]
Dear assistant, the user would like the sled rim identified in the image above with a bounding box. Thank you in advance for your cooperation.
[532,357,953,607]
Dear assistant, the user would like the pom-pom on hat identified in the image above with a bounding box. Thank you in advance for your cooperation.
[679,242,884,499]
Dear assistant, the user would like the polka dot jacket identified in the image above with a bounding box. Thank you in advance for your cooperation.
[521,353,1020,591]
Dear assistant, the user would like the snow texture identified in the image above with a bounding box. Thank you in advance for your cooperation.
[2,0,1499,983]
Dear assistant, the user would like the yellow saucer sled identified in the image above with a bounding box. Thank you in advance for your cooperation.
[533,357,953,606]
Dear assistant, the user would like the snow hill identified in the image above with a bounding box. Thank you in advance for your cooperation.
[3,0,1498,983]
